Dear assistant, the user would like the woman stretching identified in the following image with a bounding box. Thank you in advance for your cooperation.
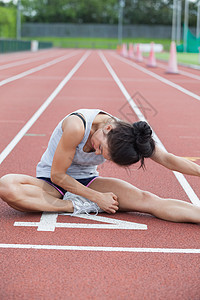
[0,108,200,223]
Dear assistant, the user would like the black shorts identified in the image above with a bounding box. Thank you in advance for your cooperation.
[37,176,98,197]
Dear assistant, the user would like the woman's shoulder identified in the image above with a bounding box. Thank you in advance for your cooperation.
[59,117,85,150]
[62,114,85,136]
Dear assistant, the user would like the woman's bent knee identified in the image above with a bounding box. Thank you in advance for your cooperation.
[0,174,20,185]
[0,174,19,203]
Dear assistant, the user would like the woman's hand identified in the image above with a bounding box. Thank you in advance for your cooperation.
[96,192,119,214]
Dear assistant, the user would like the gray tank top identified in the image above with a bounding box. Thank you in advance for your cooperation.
[36,109,113,179]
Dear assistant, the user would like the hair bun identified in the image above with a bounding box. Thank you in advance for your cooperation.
[132,121,152,143]
[132,121,154,159]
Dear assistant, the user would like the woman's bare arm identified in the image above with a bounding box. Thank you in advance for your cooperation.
[51,115,118,213]
[151,145,200,177]
[51,115,97,197]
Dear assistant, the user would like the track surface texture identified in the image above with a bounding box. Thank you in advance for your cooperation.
[0,49,200,300]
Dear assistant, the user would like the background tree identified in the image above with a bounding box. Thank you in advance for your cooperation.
[0,2,16,37]
[0,0,198,26]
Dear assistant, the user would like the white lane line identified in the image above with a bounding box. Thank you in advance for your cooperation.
[99,51,200,207]
[141,56,200,80]
[14,222,147,230]
[0,51,90,165]
[111,53,200,101]
[0,49,54,63]
[0,244,199,253]
[14,213,147,231]
[156,62,200,81]
[24,133,45,136]
[0,50,81,87]
[0,51,67,71]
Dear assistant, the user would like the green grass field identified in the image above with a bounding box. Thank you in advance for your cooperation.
[144,52,200,66]
[24,36,200,66]
[27,36,171,50]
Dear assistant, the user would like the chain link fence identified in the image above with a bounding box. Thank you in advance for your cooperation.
[22,23,173,39]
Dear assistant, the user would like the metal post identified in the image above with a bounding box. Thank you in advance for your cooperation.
[16,0,21,40]
[176,0,182,44]
[118,0,125,45]
[183,0,189,52]
[172,0,177,41]
[197,0,200,38]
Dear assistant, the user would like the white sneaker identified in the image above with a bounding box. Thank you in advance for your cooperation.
[63,192,104,215]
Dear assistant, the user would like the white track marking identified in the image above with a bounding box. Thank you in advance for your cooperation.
[111,53,200,101]
[0,243,199,253]
[0,51,90,165]
[0,49,54,63]
[37,213,59,231]
[99,51,200,207]
[24,133,46,136]
[156,62,200,80]
[14,213,147,231]
[71,213,146,228]
[0,51,81,87]
[140,56,200,80]
[0,51,68,71]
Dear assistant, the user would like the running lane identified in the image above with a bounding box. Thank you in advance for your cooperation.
[103,50,200,201]
[0,49,75,79]
[114,52,200,96]
[0,49,85,153]
[0,50,200,300]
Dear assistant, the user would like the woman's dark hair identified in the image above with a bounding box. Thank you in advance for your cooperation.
[107,120,155,168]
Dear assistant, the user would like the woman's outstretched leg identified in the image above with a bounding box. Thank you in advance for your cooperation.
[89,177,200,223]
[0,174,73,213]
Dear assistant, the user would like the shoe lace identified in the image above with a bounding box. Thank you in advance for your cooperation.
[73,201,99,216]
[83,202,99,216]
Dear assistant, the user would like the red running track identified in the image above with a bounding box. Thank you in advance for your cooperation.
[0,49,200,300]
